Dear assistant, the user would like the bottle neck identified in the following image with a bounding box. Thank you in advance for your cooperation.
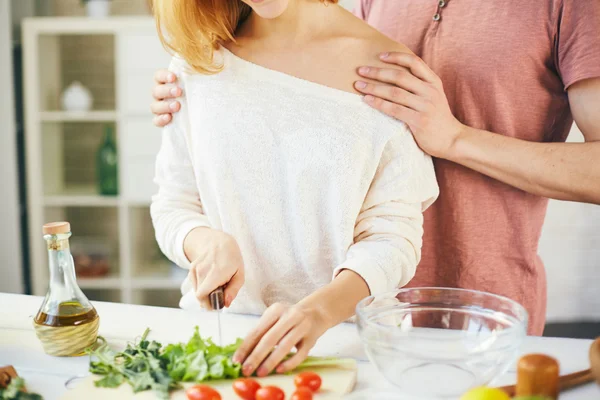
[104,128,113,144]
[44,234,77,287]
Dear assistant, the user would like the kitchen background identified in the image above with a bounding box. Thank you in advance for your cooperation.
[0,0,598,337]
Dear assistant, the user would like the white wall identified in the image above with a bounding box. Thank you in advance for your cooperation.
[0,0,25,293]
[541,126,600,322]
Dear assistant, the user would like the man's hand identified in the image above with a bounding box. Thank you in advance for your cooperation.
[151,69,183,127]
[355,52,464,159]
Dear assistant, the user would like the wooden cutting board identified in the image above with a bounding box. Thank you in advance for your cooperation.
[61,362,357,400]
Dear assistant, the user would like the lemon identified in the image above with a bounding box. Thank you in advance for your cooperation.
[460,387,511,400]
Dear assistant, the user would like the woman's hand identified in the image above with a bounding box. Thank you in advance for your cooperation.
[184,227,245,309]
[151,69,183,127]
[232,303,328,377]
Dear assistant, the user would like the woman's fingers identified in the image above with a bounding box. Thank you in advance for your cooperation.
[195,266,235,307]
[241,309,299,377]
[223,270,244,307]
[233,304,286,365]
[276,340,313,373]
[258,324,309,376]
[193,265,212,309]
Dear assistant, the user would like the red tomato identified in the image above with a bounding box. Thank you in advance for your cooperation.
[294,372,322,392]
[255,385,285,400]
[291,386,313,400]
[232,378,261,400]
[186,385,222,400]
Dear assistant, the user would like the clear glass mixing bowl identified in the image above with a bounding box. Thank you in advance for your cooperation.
[356,287,528,399]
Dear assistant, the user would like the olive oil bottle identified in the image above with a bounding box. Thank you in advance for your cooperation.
[33,222,100,356]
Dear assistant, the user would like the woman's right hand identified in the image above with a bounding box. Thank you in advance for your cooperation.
[151,69,183,127]
[184,227,245,309]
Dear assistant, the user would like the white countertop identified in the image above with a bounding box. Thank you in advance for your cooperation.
[1,293,598,399]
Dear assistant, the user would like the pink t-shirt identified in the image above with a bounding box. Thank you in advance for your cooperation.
[355,0,600,334]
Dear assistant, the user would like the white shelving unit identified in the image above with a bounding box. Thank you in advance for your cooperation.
[23,17,183,307]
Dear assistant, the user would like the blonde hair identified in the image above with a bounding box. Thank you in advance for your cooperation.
[152,0,338,74]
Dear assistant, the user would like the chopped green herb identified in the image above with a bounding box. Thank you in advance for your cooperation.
[0,378,43,400]
[87,327,348,398]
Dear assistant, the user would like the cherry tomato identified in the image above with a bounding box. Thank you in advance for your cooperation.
[232,378,261,400]
[186,385,222,400]
[255,385,285,400]
[291,386,313,400]
[294,371,322,392]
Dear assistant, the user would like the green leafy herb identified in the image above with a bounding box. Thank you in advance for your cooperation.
[87,327,347,398]
[0,378,43,400]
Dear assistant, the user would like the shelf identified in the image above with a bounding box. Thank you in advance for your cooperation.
[78,275,122,289]
[40,111,117,122]
[45,195,119,207]
[44,185,119,206]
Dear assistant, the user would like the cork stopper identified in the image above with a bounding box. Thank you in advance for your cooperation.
[43,222,71,235]
[516,354,559,399]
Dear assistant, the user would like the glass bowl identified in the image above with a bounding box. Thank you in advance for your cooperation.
[356,287,528,399]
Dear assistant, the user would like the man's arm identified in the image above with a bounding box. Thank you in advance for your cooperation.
[354,53,600,204]
[448,78,600,204]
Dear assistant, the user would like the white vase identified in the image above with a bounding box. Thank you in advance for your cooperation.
[86,0,111,18]
[61,81,93,112]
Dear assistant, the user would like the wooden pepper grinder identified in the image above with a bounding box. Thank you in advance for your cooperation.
[516,354,560,399]
[0,366,18,389]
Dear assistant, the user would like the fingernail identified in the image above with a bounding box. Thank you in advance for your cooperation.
[162,114,170,121]
[355,81,367,89]
[242,364,253,376]
[170,87,179,96]
[364,95,374,103]
[225,294,232,307]
[359,67,370,74]
[276,365,285,374]
[169,102,178,111]
[257,367,267,377]
[232,355,241,364]
[380,52,389,59]
[168,73,175,82]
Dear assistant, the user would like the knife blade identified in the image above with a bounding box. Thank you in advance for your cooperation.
[209,286,225,347]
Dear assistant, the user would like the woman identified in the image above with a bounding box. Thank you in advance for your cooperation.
[150,0,439,377]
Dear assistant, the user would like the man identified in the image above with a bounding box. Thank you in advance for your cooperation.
[150,0,600,335]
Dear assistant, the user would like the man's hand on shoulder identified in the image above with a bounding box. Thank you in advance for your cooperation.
[354,51,464,159]
[151,69,183,127]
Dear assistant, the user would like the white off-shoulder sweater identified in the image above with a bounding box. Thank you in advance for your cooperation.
[150,48,439,315]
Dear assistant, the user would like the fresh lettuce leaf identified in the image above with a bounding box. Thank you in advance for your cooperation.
[87,326,348,399]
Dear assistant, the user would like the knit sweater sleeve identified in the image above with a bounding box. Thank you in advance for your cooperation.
[150,57,211,270]
[333,123,439,295]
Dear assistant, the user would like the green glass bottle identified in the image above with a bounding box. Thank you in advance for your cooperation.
[96,125,118,196]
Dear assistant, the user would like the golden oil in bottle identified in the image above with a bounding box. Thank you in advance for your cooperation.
[33,222,100,357]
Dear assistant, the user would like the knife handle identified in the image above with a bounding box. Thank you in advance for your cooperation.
[209,286,225,310]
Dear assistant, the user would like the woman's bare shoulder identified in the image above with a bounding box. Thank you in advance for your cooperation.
[343,17,414,67]
[330,16,413,93]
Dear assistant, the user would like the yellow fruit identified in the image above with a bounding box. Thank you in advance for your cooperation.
[460,387,512,400]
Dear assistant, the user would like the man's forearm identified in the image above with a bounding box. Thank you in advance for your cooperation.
[297,269,370,330]
[448,126,600,204]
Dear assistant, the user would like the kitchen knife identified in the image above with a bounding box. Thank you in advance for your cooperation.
[209,286,225,347]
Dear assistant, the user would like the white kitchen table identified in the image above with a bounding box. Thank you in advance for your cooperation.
[1,293,598,399]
